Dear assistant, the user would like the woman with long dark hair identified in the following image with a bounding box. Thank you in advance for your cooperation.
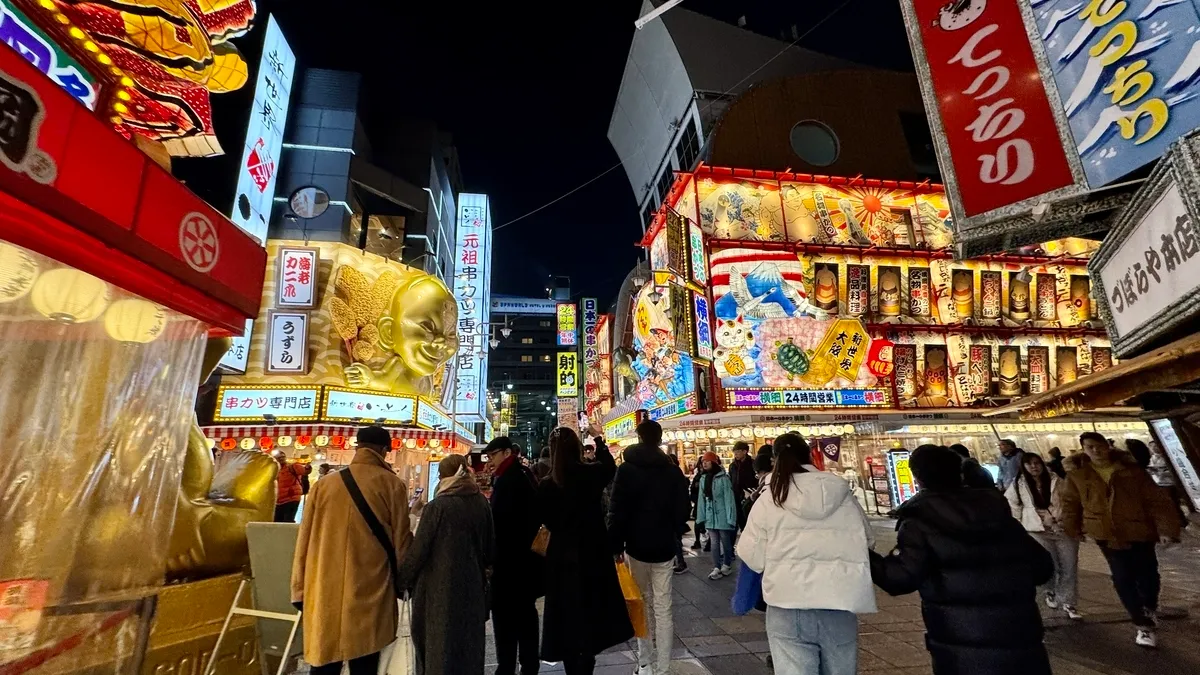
[740,433,876,674]
[1005,452,1081,620]
[537,427,633,674]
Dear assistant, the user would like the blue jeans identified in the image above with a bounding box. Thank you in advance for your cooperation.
[709,528,735,568]
[766,606,857,675]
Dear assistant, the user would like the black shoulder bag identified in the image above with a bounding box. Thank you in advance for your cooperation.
[340,469,403,597]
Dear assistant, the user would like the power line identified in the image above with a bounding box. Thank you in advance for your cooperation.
[491,0,856,233]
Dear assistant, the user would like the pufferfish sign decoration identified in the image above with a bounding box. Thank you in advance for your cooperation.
[13,0,258,156]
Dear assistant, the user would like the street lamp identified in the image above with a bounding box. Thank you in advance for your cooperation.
[506,383,513,390]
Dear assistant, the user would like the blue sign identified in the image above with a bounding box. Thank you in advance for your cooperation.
[0,0,96,109]
[1035,0,1200,186]
[647,394,694,421]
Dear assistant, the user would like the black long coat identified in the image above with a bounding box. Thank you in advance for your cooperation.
[397,481,495,675]
[490,459,544,603]
[537,441,634,661]
[870,488,1054,675]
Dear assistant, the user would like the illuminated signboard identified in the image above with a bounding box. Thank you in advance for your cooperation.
[231,14,295,243]
[604,412,639,440]
[452,193,492,423]
[416,399,452,430]
[648,394,694,421]
[556,302,577,346]
[886,450,917,505]
[688,220,707,286]
[0,0,96,109]
[219,320,254,374]
[491,295,558,315]
[266,310,308,374]
[693,291,712,361]
[276,246,319,309]
[322,387,416,424]
[557,351,579,397]
[215,385,320,422]
[582,298,599,367]
[726,388,889,409]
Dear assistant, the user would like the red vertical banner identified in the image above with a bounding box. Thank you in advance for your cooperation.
[908,0,1074,217]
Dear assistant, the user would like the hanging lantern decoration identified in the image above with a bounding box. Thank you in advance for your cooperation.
[429,438,441,448]
[706,429,717,439]
[103,298,168,343]
[0,243,39,303]
[416,438,427,448]
[405,438,417,449]
[314,435,329,447]
[330,435,345,448]
[259,436,274,451]
[30,267,110,323]
[239,437,255,450]
[220,438,237,451]
[866,338,895,378]
[277,436,293,447]
[391,438,402,450]
[297,434,312,447]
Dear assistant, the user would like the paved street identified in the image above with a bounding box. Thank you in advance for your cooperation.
[480,518,1200,675]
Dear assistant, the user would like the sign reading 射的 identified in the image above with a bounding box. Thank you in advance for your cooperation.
[322,387,416,424]
[276,246,319,309]
[231,15,294,244]
[557,351,579,397]
[557,302,577,346]
[452,193,492,424]
[726,388,889,409]
[214,385,320,421]
[266,310,308,374]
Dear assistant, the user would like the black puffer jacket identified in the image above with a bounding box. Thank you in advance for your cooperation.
[870,488,1053,675]
[609,443,691,563]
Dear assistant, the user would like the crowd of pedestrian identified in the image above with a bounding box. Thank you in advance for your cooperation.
[282,421,1189,675]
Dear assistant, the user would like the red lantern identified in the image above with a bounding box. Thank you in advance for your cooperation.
[259,436,274,450]
[867,338,895,378]
[416,438,427,449]
[297,434,312,446]
[331,435,345,448]
[391,438,402,450]
[220,438,237,451]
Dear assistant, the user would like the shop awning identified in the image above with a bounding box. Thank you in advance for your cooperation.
[201,424,456,441]
[985,332,1200,420]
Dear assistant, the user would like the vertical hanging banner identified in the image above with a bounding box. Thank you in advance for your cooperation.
[557,351,579,397]
[557,302,577,346]
[693,291,713,361]
[266,310,308,374]
[582,298,600,416]
[901,0,1077,219]
[276,246,319,309]
[453,193,493,424]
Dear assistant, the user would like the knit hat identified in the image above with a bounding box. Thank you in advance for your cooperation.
[702,451,720,465]
[356,425,390,448]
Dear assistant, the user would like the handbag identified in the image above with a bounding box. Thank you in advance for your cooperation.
[530,525,550,557]
[616,561,648,638]
[730,558,764,616]
[340,469,403,597]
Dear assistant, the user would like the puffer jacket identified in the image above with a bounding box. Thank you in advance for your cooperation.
[1004,475,1060,533]
[276,462,304,505]
[1059,455,1180,546]
[740,469,877,614]
[608,443,691,563]
[696,470,738,531]
[870,488,1053,675]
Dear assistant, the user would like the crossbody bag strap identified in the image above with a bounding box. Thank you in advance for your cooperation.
[340,468,401,596]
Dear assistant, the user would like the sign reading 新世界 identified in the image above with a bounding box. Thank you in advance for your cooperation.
[266,310,308,374]
[214,385,320,421]
[323,387,416,424]
[276,246,319,309]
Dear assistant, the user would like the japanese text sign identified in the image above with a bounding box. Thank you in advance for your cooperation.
[323,387,416,424]
[266,310,308,374]
[231,15,295,244]
[726,388,888,408]
[0,0,96,110]
[693,291,713,360]
[218,319,254,374]
[1034,0,1200,187]
[214,385,320,421]
[276,246,319,309]
[905,0,1075,216]
[557,351,579,397]
[582,297,599,367]
[453,193,492,423]
[557,302,577,346]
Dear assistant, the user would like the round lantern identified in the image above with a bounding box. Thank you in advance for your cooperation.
[30,267,110,322]
[297,434,312,447]
[416,438,427,448]
[391,438,402,450]
[0,243,39,303]
[277,436,293,448]
[347,437,358,447]
[330,435,345,448]
[717,429,728,438]
[706,429,717,439]
[429,438,441,448]
[220,438,236,451]
[259,437,274,451]
[843,424,855,435]
[239,438,255,450]
[729,428,741,438]
[684,430,696,440]
[765,426,778,437]
[405,438,417,449]
[753,427,765,438]
[741,427,753,438]
[103,298,167,343]
[663,431,674,442]
[314,435,329,447]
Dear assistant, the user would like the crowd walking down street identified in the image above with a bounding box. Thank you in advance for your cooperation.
[287,425,1198,675]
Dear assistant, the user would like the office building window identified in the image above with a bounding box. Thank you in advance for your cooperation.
[641,202,655,230]
[656,167,674,206]
[539,320,552,327]
[521,355,533,363]
[540,354,551,362]
[675,116,700,171]
[521,337,533,344]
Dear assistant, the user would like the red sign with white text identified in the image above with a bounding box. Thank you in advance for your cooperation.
[910,0,1074,217]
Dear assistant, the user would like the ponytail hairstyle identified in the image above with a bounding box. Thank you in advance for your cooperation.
[769,433,811,507]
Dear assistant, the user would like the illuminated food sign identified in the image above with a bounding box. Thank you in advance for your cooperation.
[726,388,888,409]
[452,193,492,423]
[582,297,599,368]
[266,310,307,374]
[322,387,416,424]
[276,246,319,309]
[556,301,577,346]
[215,385,320,421]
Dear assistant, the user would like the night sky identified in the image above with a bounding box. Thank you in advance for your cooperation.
[180,1,913,310]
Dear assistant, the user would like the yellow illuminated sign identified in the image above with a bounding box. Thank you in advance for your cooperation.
[557,351,579,397]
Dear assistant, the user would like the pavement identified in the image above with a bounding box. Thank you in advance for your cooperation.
[474,517,1200,675]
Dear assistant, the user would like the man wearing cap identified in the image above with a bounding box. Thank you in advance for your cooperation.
[291,426,412,674]
[486,436,544,675]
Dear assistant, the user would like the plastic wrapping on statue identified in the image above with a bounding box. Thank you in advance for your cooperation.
[0,242,208,665]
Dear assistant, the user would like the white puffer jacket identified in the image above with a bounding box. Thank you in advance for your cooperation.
[739,468,877,614]
[1005,475,1060,533]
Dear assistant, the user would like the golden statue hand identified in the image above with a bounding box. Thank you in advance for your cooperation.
[344,362,380,390]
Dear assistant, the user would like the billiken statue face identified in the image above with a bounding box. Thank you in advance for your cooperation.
[380,276,459,378]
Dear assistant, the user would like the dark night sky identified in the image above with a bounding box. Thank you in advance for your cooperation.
[182,1,912,310]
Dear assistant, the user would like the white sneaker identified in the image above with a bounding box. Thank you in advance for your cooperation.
[1044,593,1058,610]
[1135,628,1158,648]
[1064,605,1083,620]
[708,567,723,580]
[720,564,733,577]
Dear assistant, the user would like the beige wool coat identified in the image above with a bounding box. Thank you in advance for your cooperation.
[291,449,411,666]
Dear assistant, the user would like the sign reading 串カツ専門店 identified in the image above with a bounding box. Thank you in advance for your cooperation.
[1090,135,1200,357]
[0,0,96,109]
[266,310,307,374]
[557,302,577,346]
[214,385,320,421]
[276,246,319,309]
[557,351,578,397]
[1032,0,1200,188]
[231,14,294,244]
[452,193,492,424]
